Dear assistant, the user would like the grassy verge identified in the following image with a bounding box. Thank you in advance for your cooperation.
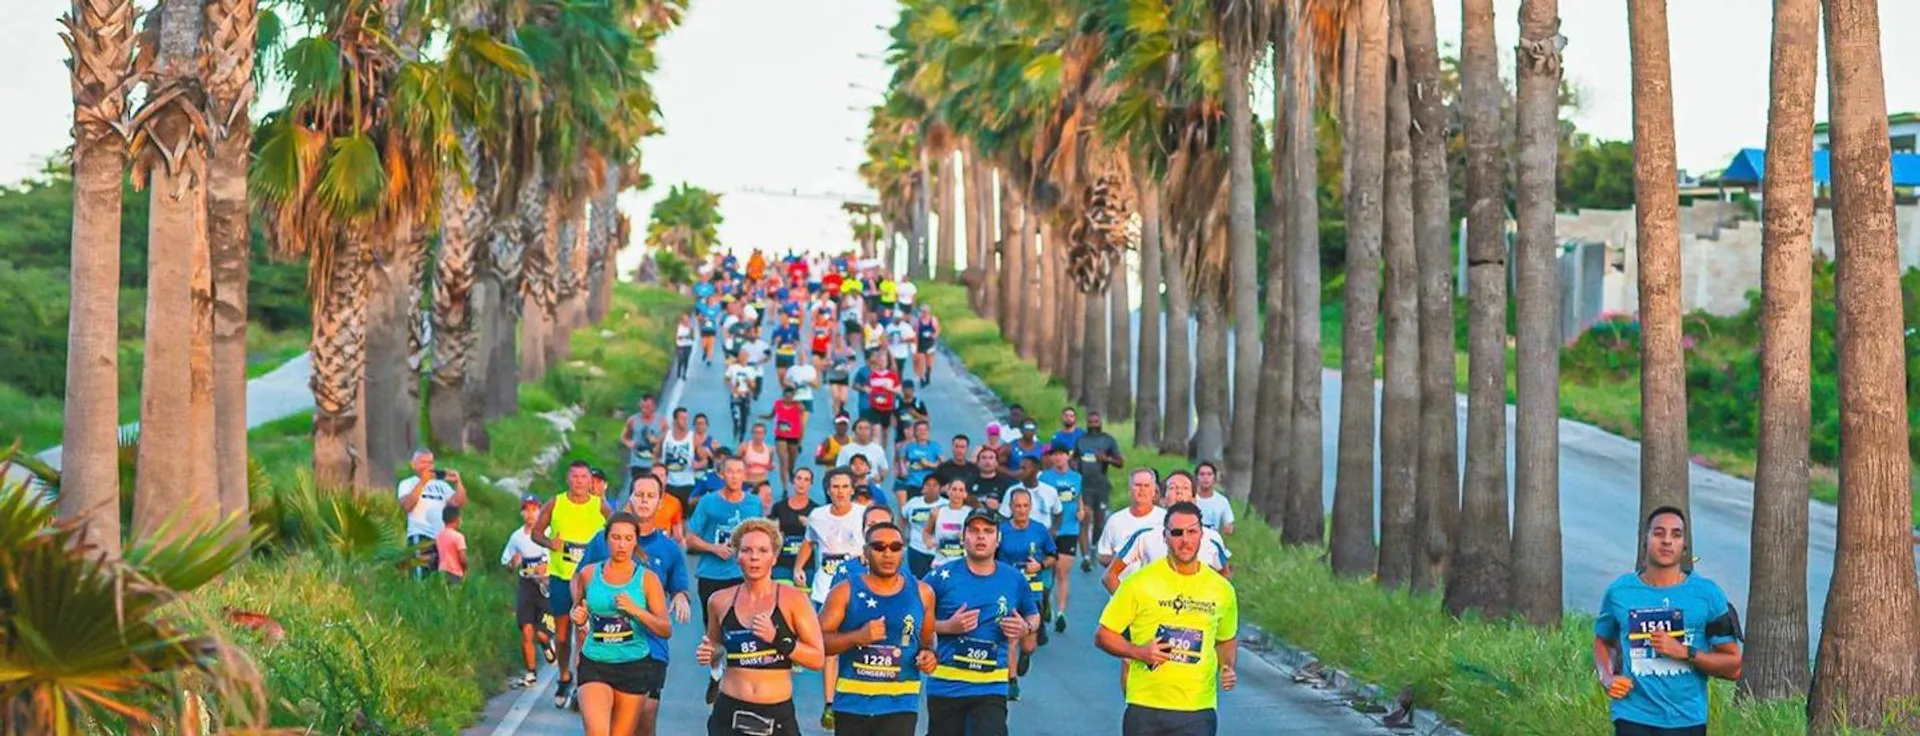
[198,284,688,734]
[920,282,1814,736]
[0,325,311,454]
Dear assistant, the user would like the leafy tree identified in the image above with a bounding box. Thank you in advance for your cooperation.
[645,184,723,259]
[1558,138,1635,211]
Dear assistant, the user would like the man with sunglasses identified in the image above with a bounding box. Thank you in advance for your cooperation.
[925,509,1041,736]
[1096,501,1239,736]
[817,520,939,736]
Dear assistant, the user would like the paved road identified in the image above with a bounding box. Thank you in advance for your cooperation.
[466,325,1399,735]
[1129,311,1886,640]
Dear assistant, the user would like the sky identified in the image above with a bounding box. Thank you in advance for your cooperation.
[2,0,1918,261]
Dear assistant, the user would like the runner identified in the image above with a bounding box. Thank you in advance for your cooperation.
[1004,456,1061,531]
[923,476,971,568]
[815,414,853,470]
[892,381,930,445]
[818,520,939,736]
[765,386,809,492]
[893,420,941,513]
[771,315,802,387]
[825,349,857,418]
[885,311,915,376]
[1075,412,1125,571]
[901,474,945,578]
[696,519,826,736]
[693,412,719,473]
[699,297,720,364]
[620,394,664,503]
[1192,462,1236,534]
[569,512,672,736]
[741,424,776,490]
[835,419,891,500]
[1096,469,1167,573]
[1105,471,1232,592]
[660,408,698,508]
[997,487,1057,689]
[673,314,697,379]
[1004,421,1048,473]
[579,476,696,735]
[530,461,615,709]
[784,346,822,419]
[502,495,554,688]
[912,306,939,386]
[856,350,902,454]
[799,467,870,728]
[1095,501,1240,736]
[937,434,976,488]
[771,467,818,593]
[925,509,1040,735]
[726,351,757,443]
[686,457,761,705]
[966,445,1016,515]
[1036,446,1086,633]
[1593,507,1743,736]
[1048,408,1084,457]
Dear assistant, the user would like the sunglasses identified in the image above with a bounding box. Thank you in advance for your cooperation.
[1166,526,1203,538]
[867,541,906,553]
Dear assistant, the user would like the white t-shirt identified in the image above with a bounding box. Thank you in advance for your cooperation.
[896,281,918,306]
[1112,525,1232,581]
[675,323,695,347]
[726,363,757,397]
[742,339,770,367]
[807,503,869,602]
[927,504,970,563]
[500,527,549,576]
[1002,482,1059,530]
[398,476,458,539]
[785,363,819,402]
[1096,506,1167,561]
[886,322,915,360]
[902,496,941,554]
[837,441,890,482]
[1194,492,1236,530]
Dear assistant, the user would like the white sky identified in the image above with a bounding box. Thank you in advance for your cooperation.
[2,0,1917,260]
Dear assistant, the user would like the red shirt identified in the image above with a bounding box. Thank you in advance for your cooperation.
[787,260,808,283]
[810,328,832,354]
[822,272,845,294]
[867,370,900,412]
[773,400,806,440]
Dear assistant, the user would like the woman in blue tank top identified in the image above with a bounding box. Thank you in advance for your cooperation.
[569,512,671,736]
[818,521,938,736]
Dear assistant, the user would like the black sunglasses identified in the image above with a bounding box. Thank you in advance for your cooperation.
[1166,526,1202,538]
[867,541,906,553]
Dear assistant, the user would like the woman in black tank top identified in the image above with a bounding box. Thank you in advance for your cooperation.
[697,520,824,735]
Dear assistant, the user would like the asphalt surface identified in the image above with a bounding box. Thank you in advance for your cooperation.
[464,319,1401,735]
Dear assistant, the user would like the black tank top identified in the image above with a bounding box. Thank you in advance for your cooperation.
[772,499,816,568]
[721,586,797,670]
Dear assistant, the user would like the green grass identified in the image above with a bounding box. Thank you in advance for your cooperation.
[0,325,310,453]
[918,281,1819,736]
[202,284,689,733]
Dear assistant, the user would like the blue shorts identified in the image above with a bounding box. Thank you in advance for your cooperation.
[547,576,573,616]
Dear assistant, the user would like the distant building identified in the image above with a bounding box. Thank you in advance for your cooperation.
[1813,111,1920,154]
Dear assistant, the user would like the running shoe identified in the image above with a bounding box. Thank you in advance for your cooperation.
[1080,558,1092,573]
[1017,650,1032,677]
[1054,613,1067,633]
[1037,627,1049,647]
[1008,680,1022,703]
[553,680,570,709]
[821,705,836,730]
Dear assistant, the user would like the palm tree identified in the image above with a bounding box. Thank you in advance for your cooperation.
[1330,0,1388,578]
[1808,0,1920,729]
[1508,0,1564,625]
[1444,0,1509,617]
[57,0,140,556]
[1135,175,1165,450]
[1374,0,1416,588]
[1740,0,1817,700]
[1206,0,1272,507]
[132,0,215,537]
[1400,0,1459,595]
[1249,14,1294,525]
[1108,252,1132,417]
[207,0,258,532]
[431,129,487,451]
[1626,0,1689,565]
[645,184,724,261]
[1282,0,1324,547]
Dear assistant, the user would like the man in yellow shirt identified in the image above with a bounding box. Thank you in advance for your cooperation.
[1094,501,1238,736]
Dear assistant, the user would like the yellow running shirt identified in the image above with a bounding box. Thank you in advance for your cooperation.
[1096,557,1239,712]
[548,493,606,582]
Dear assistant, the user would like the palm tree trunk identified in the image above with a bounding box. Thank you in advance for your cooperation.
[1021,209,1043,363]
[58,0,138,556]
[1192,282,1228,463]
[1085,286,1110,413]
[1224,48,1263,506]
[465,278,497,450]
[520,183,557,382]
[1740,0,1817,701]
[1509,0,1565,626]
[1251,23,1296,525]
[1375,1,1418,589]
[188,168,217,528]
[1000,181,1022,344]
[1445,0,1511,618]
[1627,0,1690,566]
[938,156,958,281]
[1809,0,1920,728]
[430,153,483,451]
[913,153,932,281]
[482,219,523,420]
[133,0,215,539]
[975,159,998,324]
[365,229,423,481]
[587,163,619,325]
[1109,252,1132,417]
[311,234,369,487]
[1401,0,1459,595]
[207,0,255,531]
[1135,179,1165,450]
[1332,0,1389,579]
[1284,22,1325,547]
[1160,224,1194,459]
[549,210,586,367]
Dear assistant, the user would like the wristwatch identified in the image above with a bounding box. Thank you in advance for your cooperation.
[1685,644,1698,663]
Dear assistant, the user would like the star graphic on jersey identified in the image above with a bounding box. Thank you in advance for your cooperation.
[938,568,950,580]
[866,597,879,608]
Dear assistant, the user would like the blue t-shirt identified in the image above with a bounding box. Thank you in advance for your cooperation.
[1048,428,1084,454]
[691,469,726,501]
[925,561,1038,698]
[1036,469,1083,536]
[1004,441,1048,473]
[579,528,688,663]
[694,282,716,301]
[772,324,800,351]
[1593,573,1741,729]
[996,521,1056,571]
[899,441,942,490]
[688,491,758,581]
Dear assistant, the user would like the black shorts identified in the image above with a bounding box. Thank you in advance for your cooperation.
[908,549,934,579]
[578,656,667,698]
[1613,721,1706,736]
[835,711,918,736]
[863,410,894,431]
[667,483,693,507]
[926,695,1008,736]
[777,437,803,453]
[812,346,830,358]
[709,693,800,736]
[916,341,935,355]
[1122,705,1216,736]
[1054,535,1079,555]
[776,353,796,368]
[515,576,547,627]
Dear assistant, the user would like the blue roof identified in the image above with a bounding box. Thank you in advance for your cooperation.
[1722,147,1920,186]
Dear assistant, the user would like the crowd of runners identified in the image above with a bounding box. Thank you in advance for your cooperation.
[475,248,1744,736]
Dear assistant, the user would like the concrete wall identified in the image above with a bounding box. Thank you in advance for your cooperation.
[1553,202,1920,317]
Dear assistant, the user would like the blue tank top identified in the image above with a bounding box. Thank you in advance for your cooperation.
[581,563,653,665]
[916,317,936,343]
[835,572,926,715]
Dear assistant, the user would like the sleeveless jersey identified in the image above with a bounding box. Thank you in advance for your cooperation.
[549,494,605,582]
[773,401,805,441]
[836,573,927,715]
[581,563,653,664]
[661,431,696,486]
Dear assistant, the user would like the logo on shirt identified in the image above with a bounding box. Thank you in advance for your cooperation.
[901,614,917,647]
[1157,594,1217,617]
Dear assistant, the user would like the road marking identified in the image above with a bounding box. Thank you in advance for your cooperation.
[488,666,556,736]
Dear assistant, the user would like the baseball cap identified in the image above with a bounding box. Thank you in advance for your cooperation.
[964,508,1001,528]
[589,468,608,482]
[985,424,1002,436]
[835,413,852,425]
[520,494,541,509]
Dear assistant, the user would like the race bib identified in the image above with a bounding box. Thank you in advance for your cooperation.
[850,644,903,680]
[1080,452,1097,464]
[1155,625,1205,666]
[714,527,735,548]
[946,637,1002,672]
[781,535,804,558]
[909,508,932,527]
[937,537,962,558]
[725,628,784,667]
[1026,569,1044,593]
[519,559,545,578]
[777,419,796,436]
[589,613,635,643]
[1627,607,1690,676]
[562,542,587,565]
